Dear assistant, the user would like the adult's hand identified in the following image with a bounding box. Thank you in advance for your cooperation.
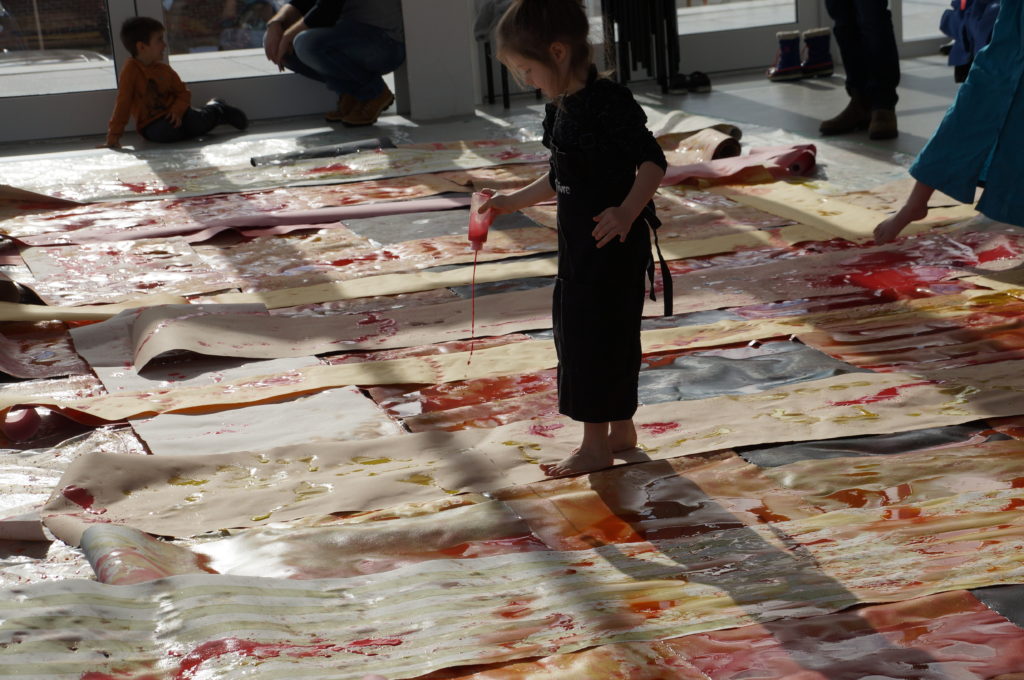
[263,20,285,64]
[273,21,306,69]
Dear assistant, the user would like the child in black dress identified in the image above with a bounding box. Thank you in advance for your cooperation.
[481,0,667,476]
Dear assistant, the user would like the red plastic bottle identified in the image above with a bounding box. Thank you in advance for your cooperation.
[468,190,495,250]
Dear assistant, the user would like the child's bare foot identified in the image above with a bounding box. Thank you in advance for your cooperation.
[541,421,614,477]
[609,419,637,452]
[541,443,613,477]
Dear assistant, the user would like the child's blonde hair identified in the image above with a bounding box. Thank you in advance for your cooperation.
[495,0,592,93]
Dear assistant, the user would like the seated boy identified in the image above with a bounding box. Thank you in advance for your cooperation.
[105,16,249,148]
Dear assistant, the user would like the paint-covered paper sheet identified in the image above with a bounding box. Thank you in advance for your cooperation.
[20,238,242,306]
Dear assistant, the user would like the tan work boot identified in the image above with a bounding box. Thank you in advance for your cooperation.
[340,86,395,127]
[868,108,898,140]
[324,94,357,122]
[819,95,869,135]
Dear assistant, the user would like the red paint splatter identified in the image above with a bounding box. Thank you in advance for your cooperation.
[468,250,479,364]
[308,163,353,174]
[528,422,564,438]
[829,381,933,407]
[346,638,404,647]
[172,636,405,678]
[1002,498,1024,512]
[884,506,922,520]
[495,599,536,619]
[639,421,680,436]
[119,182,180,195]
[61,485,106,514]
[976,244,1020,263]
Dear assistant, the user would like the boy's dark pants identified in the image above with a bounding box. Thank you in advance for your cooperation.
[141,104,222,143]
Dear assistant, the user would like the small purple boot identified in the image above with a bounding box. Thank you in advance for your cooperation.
[767,30,803,81]
[801,27,834,77]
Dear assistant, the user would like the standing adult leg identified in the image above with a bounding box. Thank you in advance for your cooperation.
[820,0,870,134]
[853,0,901,138]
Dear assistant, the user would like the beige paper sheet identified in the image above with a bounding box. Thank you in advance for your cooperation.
[0,294,189,322]
[41,359,1024,544]
[132,386,403,456]
[714,182,972,242]
[5,293,1014,422]
[129,288,555,369]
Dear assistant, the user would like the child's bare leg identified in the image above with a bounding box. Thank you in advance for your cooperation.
[542,421,613,477]
[609,418,637,452]
[873,181,935,244]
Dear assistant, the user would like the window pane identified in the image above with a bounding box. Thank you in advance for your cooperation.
[903,0,946,41]
[676,0,795,34]
[0,0,116,97]
[160,0,289,82]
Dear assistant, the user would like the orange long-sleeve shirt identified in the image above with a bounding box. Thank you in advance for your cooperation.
[106,57,191,146]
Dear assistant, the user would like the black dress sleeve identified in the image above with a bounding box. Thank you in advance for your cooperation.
[593,82,667,172]
[542,102,557,191]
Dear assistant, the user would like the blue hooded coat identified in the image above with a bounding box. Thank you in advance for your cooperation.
[912,0,1024,227]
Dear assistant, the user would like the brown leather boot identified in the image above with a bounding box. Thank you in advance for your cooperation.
[324,94,356,122]
[868,108,898,140]
[819,95,869,135]
[340,86,395,127]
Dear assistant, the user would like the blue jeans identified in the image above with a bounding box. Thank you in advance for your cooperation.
[284,20,405,101]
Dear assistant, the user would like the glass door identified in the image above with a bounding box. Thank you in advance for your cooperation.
[0,0,117,98]
[0,0,335,143]
[585,0,824,77]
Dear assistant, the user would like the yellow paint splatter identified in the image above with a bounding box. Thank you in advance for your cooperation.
[833,406,880,424]
[758,409,820,425]
[352,456,393,465]
[168,475,208,486]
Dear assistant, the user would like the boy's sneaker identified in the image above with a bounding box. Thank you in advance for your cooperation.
[340,86,395,127]
[208,98,249,130]
[687,71,712,93]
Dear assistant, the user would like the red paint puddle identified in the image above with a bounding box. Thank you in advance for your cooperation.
[829,381,933,407]
[61,485,106,515]
[639,421,680,436]
[628,600,675,616]
[824,487,883,508]
[748,505,791,523]
[976,244,1020,263]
